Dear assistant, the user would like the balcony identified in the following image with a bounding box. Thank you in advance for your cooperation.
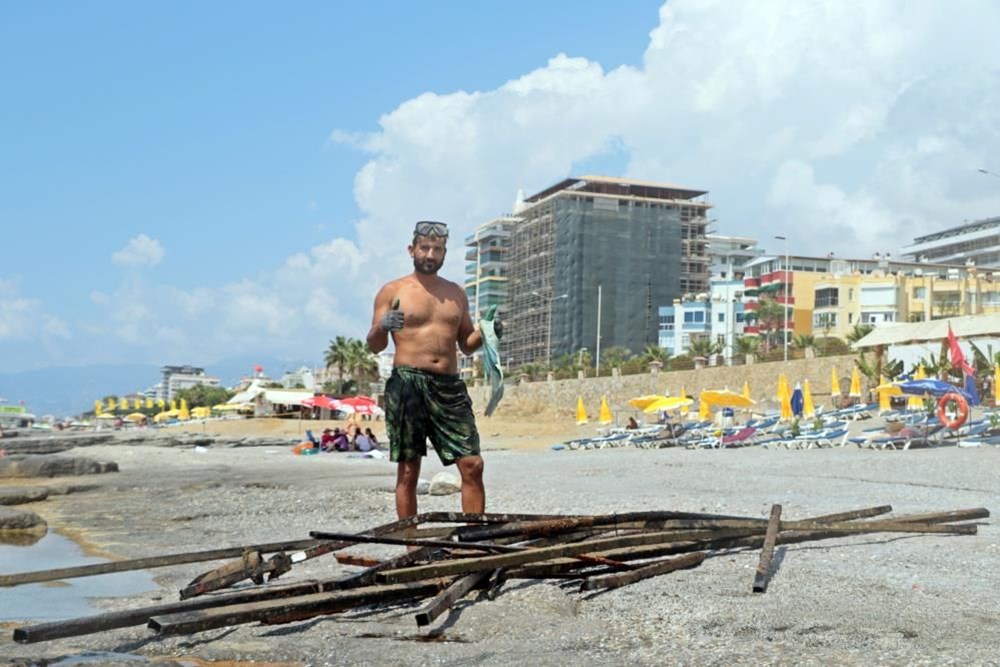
[744,301,759,311]
[744,325,760,335]
[775,294,795,306]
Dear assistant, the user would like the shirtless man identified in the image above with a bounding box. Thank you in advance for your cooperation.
[367,221,502,519]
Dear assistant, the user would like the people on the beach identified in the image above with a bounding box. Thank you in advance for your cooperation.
[364,428,379,447]
[626,416,639,430]
[366,220,501,519]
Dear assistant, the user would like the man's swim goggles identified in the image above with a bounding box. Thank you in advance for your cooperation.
[413,221,449,239]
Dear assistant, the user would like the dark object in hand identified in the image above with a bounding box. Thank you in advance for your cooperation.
[381,298,405,332]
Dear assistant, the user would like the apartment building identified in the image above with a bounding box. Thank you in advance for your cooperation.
[504,175,712,367]
[900,216,1000,267]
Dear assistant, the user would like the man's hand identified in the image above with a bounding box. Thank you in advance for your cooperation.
[380,298,405,332]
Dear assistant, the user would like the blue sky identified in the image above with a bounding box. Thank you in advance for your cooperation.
[3,1,1000,373]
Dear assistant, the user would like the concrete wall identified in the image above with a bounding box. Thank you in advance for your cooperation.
[469,354,856,423]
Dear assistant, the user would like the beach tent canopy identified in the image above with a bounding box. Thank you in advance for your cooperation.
[228,382,265,405]
[851,313,1000,349]
[261,389,314,406]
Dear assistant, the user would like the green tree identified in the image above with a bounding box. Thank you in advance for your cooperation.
[174,385,235,409]
[600,346,632,370]
[640,344,669,365]
[688,337,720,359]
[735,335,760,355]
[346,338,380,391]
[324,336,351,390]
[845,323,874,344]
[755,298,787,352]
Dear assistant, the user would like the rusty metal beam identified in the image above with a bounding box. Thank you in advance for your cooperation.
[752,504,782,593]
[580,552,707,593]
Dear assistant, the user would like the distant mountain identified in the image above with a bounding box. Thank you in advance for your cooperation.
[0,363,159,418]
[0,355,321,417]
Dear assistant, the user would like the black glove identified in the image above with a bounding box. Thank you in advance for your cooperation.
[494,319,503,339]
[380,298,404,332]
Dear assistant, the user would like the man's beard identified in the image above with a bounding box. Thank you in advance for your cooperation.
[414,257,442,275]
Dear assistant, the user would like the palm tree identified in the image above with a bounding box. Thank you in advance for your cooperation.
[793,333,816,359]
[688,337,720,368]
[735,335,760,364]
[600,346,632,370]
[755,298,787,352]
[845,324,874,345]
[641,344,669,364]
[324,336,351,391]
[346,338,379,391]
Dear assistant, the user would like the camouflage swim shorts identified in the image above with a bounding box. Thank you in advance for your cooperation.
[384,366,480,466]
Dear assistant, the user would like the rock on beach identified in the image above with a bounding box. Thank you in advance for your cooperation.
[0,505,47,533]
[0,486,50,505]
[0,455,119,479]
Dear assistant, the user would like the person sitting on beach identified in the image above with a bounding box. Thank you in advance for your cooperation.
[332,428,350,452]
[320,428,335,451]
[626,416,640,430]
[364,428,379,447]
[355,431,374,452]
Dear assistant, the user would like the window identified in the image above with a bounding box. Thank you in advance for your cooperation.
[914,287,927,299]
[736,313,746,323]
[848,289,854,300]
[849,313,853,323]
[718,313,725,322]
[684,312,695,323]
[815,287,839,308]
[814,312,837,328]
[694,311,705,323]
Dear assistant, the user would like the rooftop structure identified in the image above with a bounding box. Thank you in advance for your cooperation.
[900,216,1000,267]
[707,234,761,279]
[504,175,711,368]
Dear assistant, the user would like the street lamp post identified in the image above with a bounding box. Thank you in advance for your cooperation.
[532,291,569,366]
[595,284,603,377]
[774,235,790,362]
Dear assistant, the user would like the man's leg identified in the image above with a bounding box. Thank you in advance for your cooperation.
[395,459,422,519]
[455,455,485,513]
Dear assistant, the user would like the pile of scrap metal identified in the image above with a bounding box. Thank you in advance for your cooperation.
[7,505,989,643]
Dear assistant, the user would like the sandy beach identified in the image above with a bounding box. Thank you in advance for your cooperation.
[1,416,998,667]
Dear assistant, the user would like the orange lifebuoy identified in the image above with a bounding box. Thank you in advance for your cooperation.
[936,392,969,430]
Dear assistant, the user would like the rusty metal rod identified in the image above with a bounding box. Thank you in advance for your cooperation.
[0,539,323,588]
[378,528,759,583]
[309,530,524,553]
[752,504,783,593]
[149,581,446,636]
[414,571,490,627]
[580,551,707,592]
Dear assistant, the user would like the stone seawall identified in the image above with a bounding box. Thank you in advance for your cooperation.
[469,354,856,421]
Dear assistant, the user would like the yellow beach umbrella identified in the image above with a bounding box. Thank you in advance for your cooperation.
[124,412,147,422]
[698,399,711,421]
[742,381,751,401]
[157,398,166,410]
[995,365,1000,406]
[830,366,841,397]
[180,398,189,411]
[679,387,690,415]
[802,380,815,418]
[575,397,588,425]
[145,397,154,409]
[170,400,178,412]
[133,398,142,410]
[118,397,129,411]
[643,396,694,413]
[907,366,927,410]
[191,406,211,419]
[700,389,755,409]
[94,400,102,415]
[849,367,862,397]
[779,375,793,421]
[628,394,666,410]
[878,375,891,412]
[599,396,613,425]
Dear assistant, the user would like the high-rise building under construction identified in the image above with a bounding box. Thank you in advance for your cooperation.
[503,175,711,368]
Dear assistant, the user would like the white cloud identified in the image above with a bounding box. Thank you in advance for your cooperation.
[112,234,165,267]
[0,279,70,341]
[58,1,1000,367]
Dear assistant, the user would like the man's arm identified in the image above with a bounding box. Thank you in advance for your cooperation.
[457,291,483,355]
[367,285,395,353]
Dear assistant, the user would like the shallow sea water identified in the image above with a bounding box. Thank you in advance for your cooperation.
[0,531,157,621]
